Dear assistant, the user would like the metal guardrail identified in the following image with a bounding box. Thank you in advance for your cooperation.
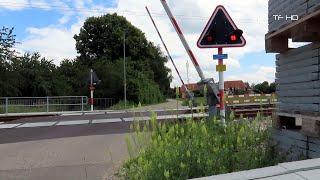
[0,97,116,115]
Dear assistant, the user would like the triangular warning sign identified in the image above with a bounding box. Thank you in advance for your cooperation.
[197,5,246,48]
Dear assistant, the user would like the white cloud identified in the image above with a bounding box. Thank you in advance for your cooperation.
[0,0,28,10]
[227,66,276,84]
[15,0,273,85]
[115,0,270,86]
[17,26,79,64]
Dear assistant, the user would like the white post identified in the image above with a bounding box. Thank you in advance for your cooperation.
[90,69,94,112]
[81,96,84,112]
[5,97,8,114]
[46,96,49,113]
[218,48,226,125]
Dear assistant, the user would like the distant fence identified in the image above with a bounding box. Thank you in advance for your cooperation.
[226,94,277,105]
[0,96,116,114]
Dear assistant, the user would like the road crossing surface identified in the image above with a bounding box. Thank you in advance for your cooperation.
[0,110,207,180]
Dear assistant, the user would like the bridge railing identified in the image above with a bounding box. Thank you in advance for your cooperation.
[0,96,89,114]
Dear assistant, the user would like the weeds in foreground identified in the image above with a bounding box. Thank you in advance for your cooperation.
[117,114,286,180]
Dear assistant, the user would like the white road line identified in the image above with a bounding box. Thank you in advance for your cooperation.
[123,116,150,122]
[56,120,90,126]
[179,113,208,118]
[84,112,105,115]
[19,122,57,128]
[157,115,177,120]
[0,123,22,129]
[60,113,83,116]
[92,119,122,124]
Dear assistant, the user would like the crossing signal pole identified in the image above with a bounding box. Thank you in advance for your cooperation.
[197,5,246,125]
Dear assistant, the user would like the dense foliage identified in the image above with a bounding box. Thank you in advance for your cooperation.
[118,115,285,179]
[0,13,172,104]
[252,81,277,94]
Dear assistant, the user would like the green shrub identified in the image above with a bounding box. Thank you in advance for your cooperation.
[128,72,165,105]
[118,115,285,179]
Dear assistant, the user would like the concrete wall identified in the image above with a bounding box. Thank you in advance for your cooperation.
[276,43,320,114]
[268,0,320,32]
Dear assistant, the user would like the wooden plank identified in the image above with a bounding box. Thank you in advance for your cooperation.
[276,42,320,60]
[278,97,320,104]
[277,103,319,112]
[275,73,319,84]
[273,134,307,150]
[273,129,307,141]
[277,80,320,90]
[276,57,319,71]
[308,150,320,158]
[276,65,319,78]
[277,89,320,97]
[265,37,289,53]
[309,142,320,153]
[266,8,320,38]
[276,49,319,66]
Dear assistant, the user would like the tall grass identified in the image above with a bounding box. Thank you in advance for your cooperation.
[117,113,286,180]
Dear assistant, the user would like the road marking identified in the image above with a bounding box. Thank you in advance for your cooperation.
[92,119,122,124]
[158,115,177,120]
[179,113,208,119]
[84,112,105,115]
[60,113,84,116]
[19,122,56,128]
[123,116,150,122]
[0,123,22,129]
[56,120,90,126]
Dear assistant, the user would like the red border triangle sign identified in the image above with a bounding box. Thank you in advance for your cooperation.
[197,5,246,48]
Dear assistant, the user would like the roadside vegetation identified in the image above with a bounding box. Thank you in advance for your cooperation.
[117,112,287,179]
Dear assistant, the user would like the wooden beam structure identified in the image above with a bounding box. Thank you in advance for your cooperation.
[265,9,320,53]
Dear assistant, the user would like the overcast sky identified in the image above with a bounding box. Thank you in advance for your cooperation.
[0,0,277,86]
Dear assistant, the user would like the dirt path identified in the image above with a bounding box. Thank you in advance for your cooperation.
[128,99,187,112]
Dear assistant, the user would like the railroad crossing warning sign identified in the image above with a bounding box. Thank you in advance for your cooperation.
[197,5,246,48]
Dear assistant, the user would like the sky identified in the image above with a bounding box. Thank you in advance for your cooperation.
[0,0,278,87]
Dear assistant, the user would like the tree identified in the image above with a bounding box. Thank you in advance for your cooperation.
[0,27,16,61]
[253,81,277,94]
[74,13,172,102]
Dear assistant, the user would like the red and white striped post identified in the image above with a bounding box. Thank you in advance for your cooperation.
[218,48,226,125]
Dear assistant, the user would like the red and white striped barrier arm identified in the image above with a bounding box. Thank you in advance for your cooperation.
[159,0,219,101]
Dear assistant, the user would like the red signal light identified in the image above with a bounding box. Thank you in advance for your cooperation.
[206,35,213,42]
[230,34,237,41]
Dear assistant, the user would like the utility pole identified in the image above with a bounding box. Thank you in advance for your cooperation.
[90,69,94,112]
[124,32,127,109]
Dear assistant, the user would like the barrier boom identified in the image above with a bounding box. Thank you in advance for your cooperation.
[145,6,193,99]
[159,0,220,102]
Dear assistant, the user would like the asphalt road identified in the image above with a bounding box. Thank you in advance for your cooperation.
[0,100,200,180]
[0,119,131,180]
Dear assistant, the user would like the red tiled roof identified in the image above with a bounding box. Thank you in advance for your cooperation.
[224,80,248,89]
[180,83,200,93]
